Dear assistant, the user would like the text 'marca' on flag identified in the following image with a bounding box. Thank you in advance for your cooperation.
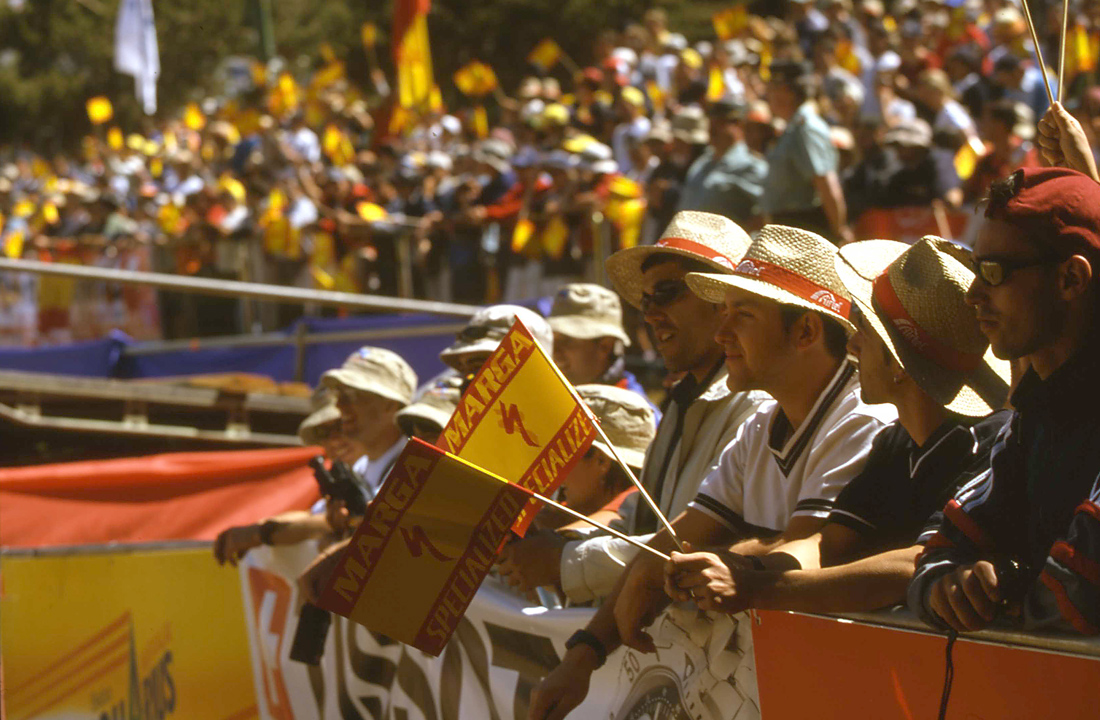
[316,438,530,656]
[436,319,597,534]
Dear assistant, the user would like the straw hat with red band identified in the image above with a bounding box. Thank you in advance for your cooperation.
[685,224,856,334]
[605,210,752,309]
[835,236,1011,417]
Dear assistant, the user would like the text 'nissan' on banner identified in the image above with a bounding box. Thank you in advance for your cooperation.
[315,438,531,656]
[436,318,598,534]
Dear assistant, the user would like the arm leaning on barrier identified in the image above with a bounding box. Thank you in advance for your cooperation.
[213,511,334,567]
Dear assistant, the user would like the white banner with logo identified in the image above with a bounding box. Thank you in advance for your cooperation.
[239,544,760,720]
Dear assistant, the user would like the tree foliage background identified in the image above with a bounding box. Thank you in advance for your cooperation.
[0,0,722,151]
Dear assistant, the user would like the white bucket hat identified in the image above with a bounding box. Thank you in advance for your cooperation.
[548,283,631,345]
[440,305,553,367]
[320,346,418,406]
[576,384,656,471]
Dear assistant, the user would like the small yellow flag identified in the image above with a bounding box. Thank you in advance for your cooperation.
[150,157,164,178]
[4,229,25,259]
[13,200,35,219]
[183,103,206,131]
[954,143,979,181]
[541,216,570,260]
[511,218,536,253]
[361,23,378,48]
[41,203,60,225]
[311,264,336,290]
[707,66,726,102]
[107,127,124,151]
[429,85,445,113]
[473,105,489,139]
[126,133,146,151]
[454,61,499,97]
[712,6,748,41]
[86,97,114,125]
[527,39,563,70]
[356,202,388,222]
[320,43,337,66]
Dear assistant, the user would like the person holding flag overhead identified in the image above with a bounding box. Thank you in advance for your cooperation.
[530,225,896,720]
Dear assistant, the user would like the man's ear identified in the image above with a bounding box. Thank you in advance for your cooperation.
[1060,254,1093,301]
[791,310,823,351]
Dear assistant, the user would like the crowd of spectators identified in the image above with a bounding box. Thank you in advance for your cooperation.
[3,0,1100,348]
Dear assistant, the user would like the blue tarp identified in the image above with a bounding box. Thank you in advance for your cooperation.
[0,314,460,387]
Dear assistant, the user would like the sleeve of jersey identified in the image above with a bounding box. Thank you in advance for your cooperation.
[559,533,655,604]
[908,423,1017,629]
[1035,475,1100,634]
[794,411,888,520]
[688,422,750,534]
[825,427,896,535]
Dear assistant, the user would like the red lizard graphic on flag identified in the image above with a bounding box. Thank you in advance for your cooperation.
[399,525,455,561]
[497,402,540,448]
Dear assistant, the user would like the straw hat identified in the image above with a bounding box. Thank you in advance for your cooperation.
[834,236,1011,416]
[606,211,752,309]
[686,224,856,333]
[576,384,656,470]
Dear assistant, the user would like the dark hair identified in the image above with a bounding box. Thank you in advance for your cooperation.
[779,304,849,360]
[639,251,715,275]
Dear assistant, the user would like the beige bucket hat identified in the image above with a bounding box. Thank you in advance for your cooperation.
[548,283,631,345]
[687,224,856,333]
[440,304,553,367]
[576,384,656,471]
[297,385,342,445]
[835,236,1011,417]
[396,374,463,435]
[321,346,418,406]
[606,211,752,309]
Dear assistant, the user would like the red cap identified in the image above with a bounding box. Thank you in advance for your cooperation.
[986,167,1100,256]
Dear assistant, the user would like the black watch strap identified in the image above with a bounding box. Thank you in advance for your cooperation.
[747,555,766,571]
[565,629,607,668]
[258,519,281,546]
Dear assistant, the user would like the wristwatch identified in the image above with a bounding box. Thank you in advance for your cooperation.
[258,519,281,546]
[565,629,607,668]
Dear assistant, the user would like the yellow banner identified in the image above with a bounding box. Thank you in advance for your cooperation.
[437,320,597,533]
[1,548,258,720]
[318,439,530,656]
[397,14,435,110]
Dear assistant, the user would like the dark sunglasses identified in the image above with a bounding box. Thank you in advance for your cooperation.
[456,325,495,342]
[972,253,1064,287]
[640,279,688,312]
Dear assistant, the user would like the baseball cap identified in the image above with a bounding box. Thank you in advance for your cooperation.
[984,167,1100,257]
[548,283,631,345]
[321,347,418,406]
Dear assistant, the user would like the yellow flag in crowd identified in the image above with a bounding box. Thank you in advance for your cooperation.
[541,216,570,260]
[317,439,533,656]
[437,319,598,534]
[393,0,435,111]
[1072,24,1097,74]
[453,60,499,97]
[86,97,114,125]
[311,264,336,290]
[472,105,489,139]
[107,127,124,151]
[511,218,535,253]
[707,66,726,101]
[954,143,979,181]
[4,229,24,259]
[356,202,388,222]
[184,103,206,131]
[527,38,563,70]
[712,6,748,41]
[361,23,379,48]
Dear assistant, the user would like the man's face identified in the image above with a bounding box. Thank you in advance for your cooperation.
[640,260,723,374]
[335,387,400,448]
[846,309,898,405]
[966,218,1066,360]
[558,449,611,516]
[553,332,613,385]
[715,287,797,393]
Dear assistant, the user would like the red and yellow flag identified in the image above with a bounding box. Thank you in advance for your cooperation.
[393,0,435,111]
[317,438,531,655]
[437,319,597,534]
[454,60,499,97]
[527,39,563,70]
[712,6,748,41]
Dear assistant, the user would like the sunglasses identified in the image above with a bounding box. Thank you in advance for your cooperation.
[640,279,688,312]
[972,253,1064,287]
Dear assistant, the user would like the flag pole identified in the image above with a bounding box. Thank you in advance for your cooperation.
[1059,0,1070,103]
[1020,0,1057,106]
[531,329,686,551]
[527,489,671,562]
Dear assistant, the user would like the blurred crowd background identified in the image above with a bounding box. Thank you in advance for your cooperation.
[1,0,1098,348]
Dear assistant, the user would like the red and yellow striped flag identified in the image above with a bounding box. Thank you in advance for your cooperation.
[393,0,435,111]
[437,319,598,534]
[318,438,532,655]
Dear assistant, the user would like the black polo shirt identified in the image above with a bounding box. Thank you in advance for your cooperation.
[827,411,1010,553]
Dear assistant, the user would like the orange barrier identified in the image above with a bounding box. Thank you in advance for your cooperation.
[754,610,1100,718]
[0,447,320,547]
